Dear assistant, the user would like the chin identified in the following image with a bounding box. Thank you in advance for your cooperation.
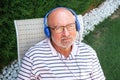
[61,42,74,49]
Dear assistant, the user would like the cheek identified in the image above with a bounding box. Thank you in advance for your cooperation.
[51,30,77,41]
[51,33,61,42]
[70,30,77,38]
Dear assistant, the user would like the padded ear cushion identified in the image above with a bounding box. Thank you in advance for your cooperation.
[44,11,51,38]
[44,26,51,38]
[76,18,80,31]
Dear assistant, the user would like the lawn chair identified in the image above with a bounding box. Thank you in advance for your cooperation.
[14,15,84,67]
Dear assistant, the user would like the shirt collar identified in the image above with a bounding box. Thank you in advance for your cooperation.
[48,38,58,56]
[70,41,78,59]
[48,38,78,58]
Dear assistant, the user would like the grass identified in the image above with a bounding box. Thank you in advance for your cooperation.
[84,8,120,80]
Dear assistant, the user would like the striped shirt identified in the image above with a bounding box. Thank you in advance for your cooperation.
[17,38,105,80]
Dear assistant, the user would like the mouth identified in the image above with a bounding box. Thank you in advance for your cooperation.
[62,37,71,41]
[62,37,72,44]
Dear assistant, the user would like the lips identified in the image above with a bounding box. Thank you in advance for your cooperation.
[62,38,72,44]
[63,38,70,40]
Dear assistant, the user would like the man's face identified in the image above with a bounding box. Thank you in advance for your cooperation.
[48,8,77,49]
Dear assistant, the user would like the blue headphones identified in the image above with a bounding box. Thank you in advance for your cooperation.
[44,7,80,38]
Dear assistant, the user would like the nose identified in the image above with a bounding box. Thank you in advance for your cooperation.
[62,27,70,36]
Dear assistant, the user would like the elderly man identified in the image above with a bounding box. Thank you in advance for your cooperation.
[17,7,105,80]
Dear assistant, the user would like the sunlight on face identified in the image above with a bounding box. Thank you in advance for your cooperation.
[48,8,77,49]
[51,28,77,49]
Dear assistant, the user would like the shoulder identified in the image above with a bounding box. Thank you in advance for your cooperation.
[25,38,51,58]
[76,41,97,55]
[76,41,94,50]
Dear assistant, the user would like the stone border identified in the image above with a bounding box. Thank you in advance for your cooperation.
[82,0,120,37]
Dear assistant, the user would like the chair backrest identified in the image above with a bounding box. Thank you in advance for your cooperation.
[14,15,84,66]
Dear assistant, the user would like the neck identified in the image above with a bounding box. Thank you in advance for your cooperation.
[51,40,72,58]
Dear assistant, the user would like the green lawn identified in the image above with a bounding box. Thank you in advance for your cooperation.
[84,8,120,80]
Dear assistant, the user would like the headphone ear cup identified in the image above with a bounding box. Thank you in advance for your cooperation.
[76,19,80,31]
[44,26,51,38]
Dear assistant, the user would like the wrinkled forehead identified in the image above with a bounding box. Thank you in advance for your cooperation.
[48,8,75,18]
[47,8,75,26]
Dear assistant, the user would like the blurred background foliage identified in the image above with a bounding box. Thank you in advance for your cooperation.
[0,0,104,72]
